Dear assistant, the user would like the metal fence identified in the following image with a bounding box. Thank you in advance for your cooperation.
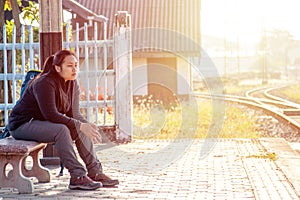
[0,22,115,128]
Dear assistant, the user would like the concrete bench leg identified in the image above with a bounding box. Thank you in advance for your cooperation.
[0,154,34,194]
[21,146,51,183]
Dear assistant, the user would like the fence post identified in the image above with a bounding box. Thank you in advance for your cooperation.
[113,11,133,142]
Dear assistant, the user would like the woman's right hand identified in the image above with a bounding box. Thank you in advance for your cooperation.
[80,122,102,143]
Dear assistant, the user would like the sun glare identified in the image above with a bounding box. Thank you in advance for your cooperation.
[202,0,300,43]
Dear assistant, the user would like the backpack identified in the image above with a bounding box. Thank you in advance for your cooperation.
[0,69,41,139]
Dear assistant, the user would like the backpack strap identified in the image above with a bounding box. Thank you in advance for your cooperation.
[0,127,10,139]
[20,69,42,98]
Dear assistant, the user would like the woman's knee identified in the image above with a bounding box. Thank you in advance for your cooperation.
[54,124,72,141]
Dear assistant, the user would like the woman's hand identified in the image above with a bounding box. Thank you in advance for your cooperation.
[80,122,102,143]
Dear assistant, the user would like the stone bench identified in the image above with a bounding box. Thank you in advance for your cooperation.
[0,137,50,194]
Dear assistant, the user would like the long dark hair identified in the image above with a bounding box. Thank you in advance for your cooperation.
[29,50,77,81]
[43,50,77,75]
[39,50,78,113]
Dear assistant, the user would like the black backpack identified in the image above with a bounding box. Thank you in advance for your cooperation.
[1,69,41,139]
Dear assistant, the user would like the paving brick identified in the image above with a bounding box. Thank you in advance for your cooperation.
[0,138,299,199]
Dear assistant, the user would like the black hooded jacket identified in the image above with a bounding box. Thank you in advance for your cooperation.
[8,73,87,132]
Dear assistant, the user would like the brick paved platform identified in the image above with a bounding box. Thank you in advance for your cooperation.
[0,138,299,199]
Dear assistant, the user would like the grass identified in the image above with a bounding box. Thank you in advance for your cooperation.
[224,85,258,95]
[274,84,300,104]
[133,96,260,140]
[195,78,267,96]
[132,79,300,140]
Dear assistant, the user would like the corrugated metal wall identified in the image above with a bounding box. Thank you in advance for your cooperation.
[74,0,201,54]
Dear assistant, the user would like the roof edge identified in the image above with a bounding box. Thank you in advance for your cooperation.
[62,0,108,22]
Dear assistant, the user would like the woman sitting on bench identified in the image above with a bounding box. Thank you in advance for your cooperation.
[7,50,119,190]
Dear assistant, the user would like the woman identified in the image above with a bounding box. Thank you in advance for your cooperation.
[8,50,119,190]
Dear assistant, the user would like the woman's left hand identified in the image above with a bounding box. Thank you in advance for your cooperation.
[80,122,102,143]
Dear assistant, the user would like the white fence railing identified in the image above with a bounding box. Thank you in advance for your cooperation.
[0,23,115,128]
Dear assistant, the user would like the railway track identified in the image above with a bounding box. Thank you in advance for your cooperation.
[246,86,300,125]
[195,85,300,131]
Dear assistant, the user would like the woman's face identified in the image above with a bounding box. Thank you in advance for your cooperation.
[55,55,79,81]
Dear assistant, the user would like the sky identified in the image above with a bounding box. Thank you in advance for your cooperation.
[201,0,300,44]
[62,0,300,46]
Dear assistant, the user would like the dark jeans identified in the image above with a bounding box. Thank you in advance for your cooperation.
[10,120,102,178]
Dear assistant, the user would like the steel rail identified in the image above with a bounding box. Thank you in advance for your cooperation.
[194,91,300,131]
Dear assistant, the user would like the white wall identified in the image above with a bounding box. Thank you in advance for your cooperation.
[132,58,148,95]
[177,57,192,95]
